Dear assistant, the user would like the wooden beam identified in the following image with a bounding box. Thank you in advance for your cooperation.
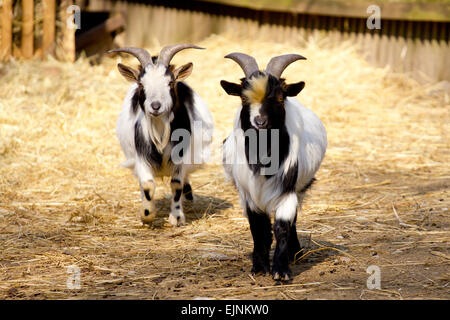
[1,0,13,60]
[199,0,450,23]
[43,0,56,56]
[22,0,34,59]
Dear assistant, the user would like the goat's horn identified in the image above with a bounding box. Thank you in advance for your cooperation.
[224,53,259,78]
[157,44,204,67]
[108,47,153,67]
[265,54,306,78]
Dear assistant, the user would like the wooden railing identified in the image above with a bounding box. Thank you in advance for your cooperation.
[0,0,76,61]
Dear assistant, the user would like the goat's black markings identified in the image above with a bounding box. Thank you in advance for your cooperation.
[173,189,182,202]
[175,205,180,210]
[282,162,299,193]
[272,219,291,278]
[288,213,302,263]
[247,206,272,274]
[182,183,193,200]
[169,82,194,159]
[171,178,181,184]
[144,209,150,216]
[131,87,140,115]
[134,121,163,169]
[143,189,151,201]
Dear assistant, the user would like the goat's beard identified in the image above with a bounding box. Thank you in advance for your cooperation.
[148,112,171,153]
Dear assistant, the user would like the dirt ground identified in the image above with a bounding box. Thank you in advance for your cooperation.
[0,34,449,300]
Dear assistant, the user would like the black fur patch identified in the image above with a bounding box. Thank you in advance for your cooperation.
[175,205,180,210]
[282,162,298,193]
[143,189,151,201]
[169,82,194,159]
[182,183,193,200]
[171,178,181,185]
[173,189,182,202]
[131,87,140,115]
[247,206,272,274]
[288,213,302,263]
[144,209,150,216]
[134,121,163,169]
[273,219,291,279]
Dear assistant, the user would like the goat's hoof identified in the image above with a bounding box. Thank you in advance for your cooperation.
[140,202,156,225]
[272,267,291,282]
[168,213,185,227]
[251,263,270,276]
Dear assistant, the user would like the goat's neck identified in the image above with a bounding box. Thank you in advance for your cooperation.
[147,113,171,153]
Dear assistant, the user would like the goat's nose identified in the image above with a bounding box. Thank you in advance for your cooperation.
[151,101,161,111]
[254,115,267,128]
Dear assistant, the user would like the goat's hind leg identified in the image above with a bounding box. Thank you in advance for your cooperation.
[247,205,272,275]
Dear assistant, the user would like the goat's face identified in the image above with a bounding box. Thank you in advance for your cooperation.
[221,72,305,129]
[118,62,194,117]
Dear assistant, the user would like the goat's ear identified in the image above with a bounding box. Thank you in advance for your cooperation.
[220,80,242,96]
[284,81,305,97]
[173,62,193,82]
[117,63,140,82]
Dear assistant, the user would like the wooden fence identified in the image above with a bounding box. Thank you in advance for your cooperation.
[0,0,76,61]
[87,0,450,83]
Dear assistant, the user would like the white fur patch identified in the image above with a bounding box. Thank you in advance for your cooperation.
[140,64,173,115]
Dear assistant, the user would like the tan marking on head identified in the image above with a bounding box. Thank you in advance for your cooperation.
[243,75,268,105]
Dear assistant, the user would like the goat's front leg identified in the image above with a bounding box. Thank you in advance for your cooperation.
[247,204,272,275]
[169,166,185,227]
[136,158,156,225]
[273,193,298,281]
[182,177,194,201]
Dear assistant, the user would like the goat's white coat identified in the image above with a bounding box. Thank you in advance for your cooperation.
[116,83,213,177]
[223,97,327,222]
[115,71,213,226]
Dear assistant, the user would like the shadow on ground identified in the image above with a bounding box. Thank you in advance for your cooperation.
[150,193,233,228]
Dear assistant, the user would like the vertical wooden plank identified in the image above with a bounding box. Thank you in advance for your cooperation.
[1,0,13,60]
[43,0,56,56]
[22,0,34,59]
[60,0,76,62]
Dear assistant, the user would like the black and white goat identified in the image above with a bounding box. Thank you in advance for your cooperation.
[110,44,213,227]
[220,53,327,280]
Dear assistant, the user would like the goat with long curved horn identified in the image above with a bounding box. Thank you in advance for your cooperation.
[224,52,260,78]
[157,44,204,67]
[108,47,153,68]
[220,51,325,282]
[265,54,306,78]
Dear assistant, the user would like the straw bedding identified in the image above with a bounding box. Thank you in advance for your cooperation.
[0,33,448,299]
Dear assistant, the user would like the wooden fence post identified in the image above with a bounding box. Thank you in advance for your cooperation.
[43,0,56,56]
[1,0,13,60]
[22,0,34,59]
[60,0,76,62]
